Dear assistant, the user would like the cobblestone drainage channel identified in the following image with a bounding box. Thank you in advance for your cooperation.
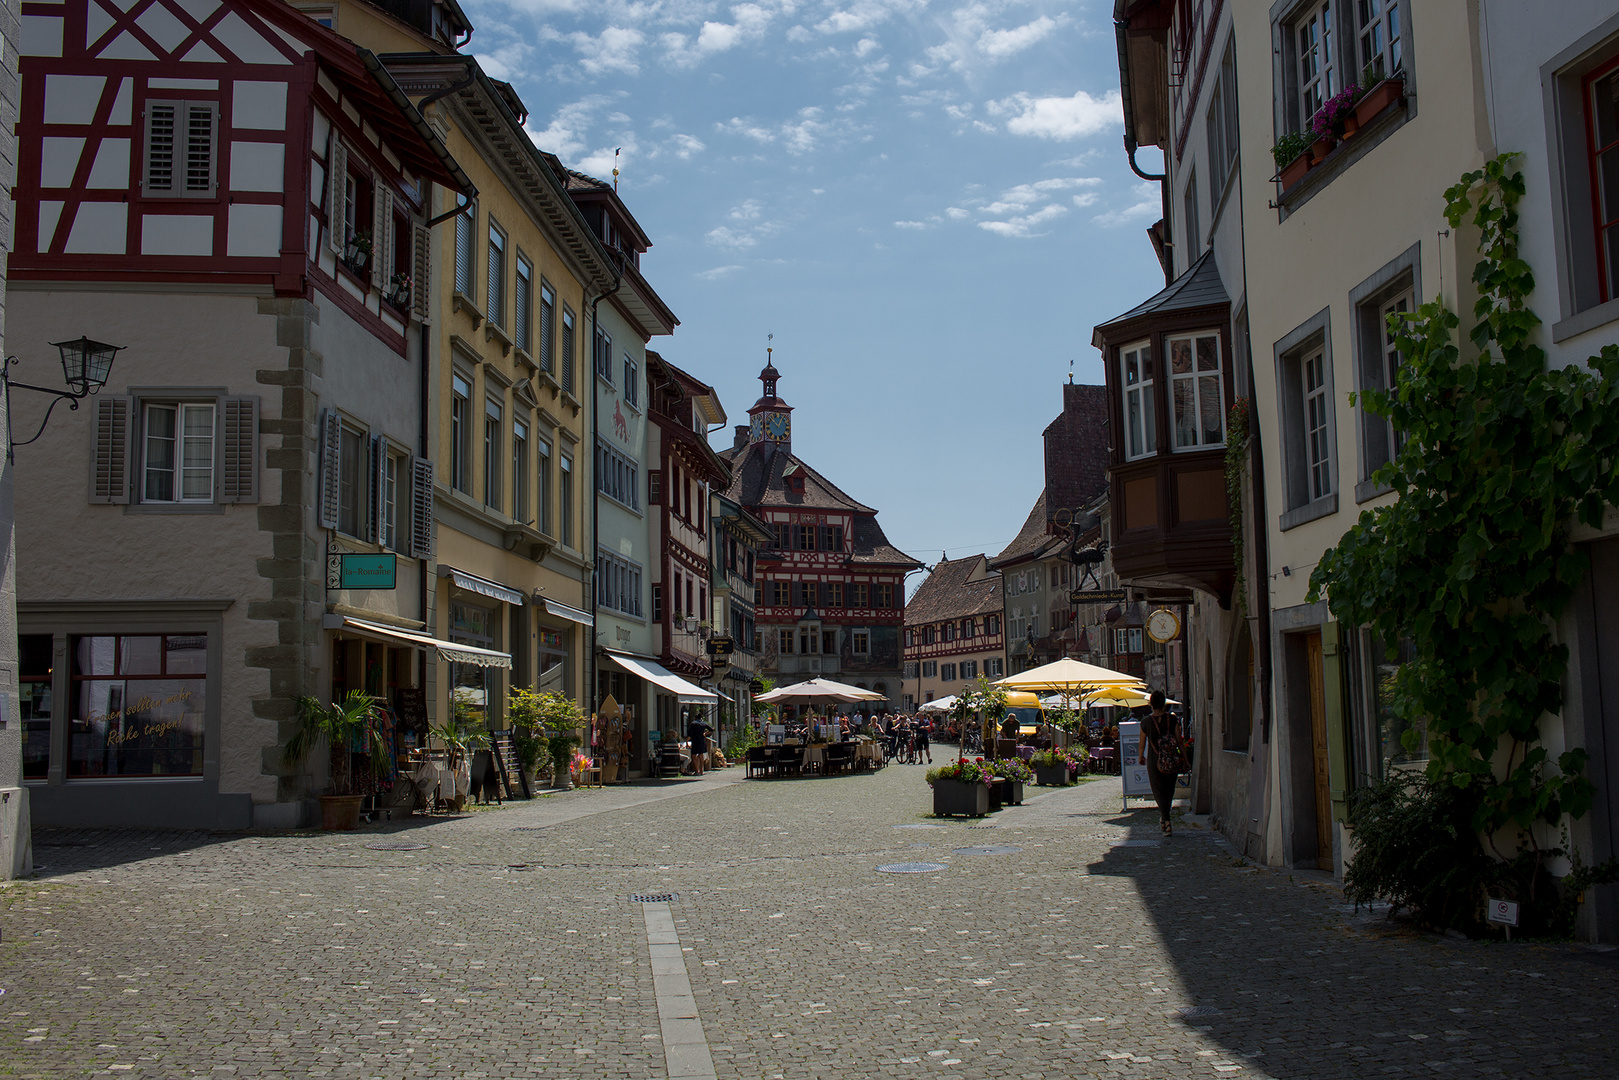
[639,895,716,1080]
[952,845,1023,856]
[875,862,948,873]
[630,892,678,903]
[365,842,429,851]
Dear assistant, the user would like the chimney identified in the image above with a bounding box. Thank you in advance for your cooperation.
[734,425,750,450]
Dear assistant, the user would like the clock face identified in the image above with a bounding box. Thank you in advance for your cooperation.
[765,412,789,440]
[1146,608,1181,643]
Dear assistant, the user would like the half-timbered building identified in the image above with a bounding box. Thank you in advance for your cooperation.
[718,361,921,706]
[9,0,470,828]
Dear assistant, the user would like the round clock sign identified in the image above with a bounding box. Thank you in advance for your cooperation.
[1146,607,1181,643]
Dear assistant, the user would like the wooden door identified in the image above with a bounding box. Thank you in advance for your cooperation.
[1304,631,1333,870]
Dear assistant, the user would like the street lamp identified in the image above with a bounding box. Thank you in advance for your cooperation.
[4,337,124,459]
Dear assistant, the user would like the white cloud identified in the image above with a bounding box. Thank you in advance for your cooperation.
[978,203,1067,238]
[854,36,880,57]
[566,26,647,77]
[696,264,745,279]
[989,88,1122,140]
[945,206,970,220]
[707,199,783,248]
[667,133,707,159]
[662,3,775,67]
[1092,181,1162,227]
[717,106,841,154]
[978,15,1058,58]
[526,96,615,160]
[816,0,920,35]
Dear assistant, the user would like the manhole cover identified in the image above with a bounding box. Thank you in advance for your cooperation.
[1177,1006,1222,1019]
[876,862,947,874]
[629,892,678,903]
[952,845,1023,855]
[366,841,429,851]
[894,823,947,829]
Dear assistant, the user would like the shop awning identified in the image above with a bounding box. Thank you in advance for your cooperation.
[324,615,512,669]
[602,650,717,703]
[542,598,593,626]
[440,565,526,606]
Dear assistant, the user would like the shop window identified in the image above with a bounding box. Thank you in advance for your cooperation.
[449,603,495,725]
[69,634,207,777]
[21,634,53,779]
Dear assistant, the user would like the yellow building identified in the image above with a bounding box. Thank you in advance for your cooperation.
[312,1,618,727]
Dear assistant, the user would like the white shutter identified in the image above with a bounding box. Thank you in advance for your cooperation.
[372,184,391,290]
[318,408,341,529]
[326,138,347,255]
[143,103,177,196]
[411,221,431,323]
[183,103,217,196]
[371,434,388,543]
[89,396,134,504]
[219,395,259,503]
[410,455,435,559]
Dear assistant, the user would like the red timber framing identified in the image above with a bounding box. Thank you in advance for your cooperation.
[12,0,466,351]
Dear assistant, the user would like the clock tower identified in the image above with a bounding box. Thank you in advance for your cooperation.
[747,350,793,450]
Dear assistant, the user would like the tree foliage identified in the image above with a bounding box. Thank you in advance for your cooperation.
[1310,154,1619,854]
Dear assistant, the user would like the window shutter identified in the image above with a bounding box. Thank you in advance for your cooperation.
[411,222,431,323]
[88,396,133,504]
[219,395,259,503]
[183,103,216,196]
[318,408,341,529]
[410,455,435,559]
[144,103,177,195]
[326,138,347,255]
[372,185,391,291]
[371,434,387,543]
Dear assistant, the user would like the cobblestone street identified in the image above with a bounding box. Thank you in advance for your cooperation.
[3,760,1617,1080]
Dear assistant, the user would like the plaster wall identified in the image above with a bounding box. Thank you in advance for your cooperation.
[592,299,652,662]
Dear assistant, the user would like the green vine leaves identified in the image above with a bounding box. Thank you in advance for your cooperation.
[1309,153,1619,839]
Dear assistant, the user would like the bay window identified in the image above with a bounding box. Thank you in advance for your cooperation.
[1121,340,1156,459]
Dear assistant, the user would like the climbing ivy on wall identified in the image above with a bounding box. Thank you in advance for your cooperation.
[1309,154,1619,854]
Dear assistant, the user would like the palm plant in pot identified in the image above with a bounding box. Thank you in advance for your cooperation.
[285,691,390,830]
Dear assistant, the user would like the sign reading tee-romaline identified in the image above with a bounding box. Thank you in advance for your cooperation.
[339,553,397,589]
[1119,720,1152,798]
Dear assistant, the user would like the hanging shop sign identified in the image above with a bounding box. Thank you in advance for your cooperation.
[327,552,397,590]
[1071,588,1129,605]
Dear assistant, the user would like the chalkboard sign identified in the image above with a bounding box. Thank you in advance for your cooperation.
[394,687,428,738]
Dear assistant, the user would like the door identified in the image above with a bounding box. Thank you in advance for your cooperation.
[1304,631,1333,870]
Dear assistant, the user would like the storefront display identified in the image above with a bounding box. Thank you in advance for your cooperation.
[69,634,207,777]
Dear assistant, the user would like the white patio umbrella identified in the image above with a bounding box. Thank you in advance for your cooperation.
[994,657,1146,695]
[917,695,957,714]
[754,678,886,704]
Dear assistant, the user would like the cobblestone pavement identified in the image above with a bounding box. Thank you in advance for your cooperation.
[3,757,1617,1079]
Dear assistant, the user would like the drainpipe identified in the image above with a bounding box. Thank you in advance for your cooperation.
[419,319,431,702]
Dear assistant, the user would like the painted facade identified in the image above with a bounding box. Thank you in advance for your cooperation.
[718,361,921,706]
[8,0,469,828]
[902,555,1004,710]
[709,492,770,742]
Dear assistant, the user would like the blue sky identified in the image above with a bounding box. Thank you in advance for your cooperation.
[464,0,1167,571]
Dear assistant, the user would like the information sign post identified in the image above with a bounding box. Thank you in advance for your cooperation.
[1119,720,1152,806]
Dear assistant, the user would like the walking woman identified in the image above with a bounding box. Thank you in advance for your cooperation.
[1141,691,1181,835]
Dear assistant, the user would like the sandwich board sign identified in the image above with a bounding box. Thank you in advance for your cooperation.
[1119,720,1152,799]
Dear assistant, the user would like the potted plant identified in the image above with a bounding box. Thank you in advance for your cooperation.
[1308,86,1360,161]
[284,690,390,830]
[1353,65,1405,129]
[508,687,584,791]
[1030,748,1071,787]
[989,757,1031,805]
[429,700,490,810]
[385,271,412,309]
[1272,131,1313,189]
[926,758,991,817]
[342,229,372,273]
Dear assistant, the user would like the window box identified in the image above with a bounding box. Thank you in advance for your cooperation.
[1353,75,1405,130]
[1278,149,1312,191]
[1309,134,1337,165]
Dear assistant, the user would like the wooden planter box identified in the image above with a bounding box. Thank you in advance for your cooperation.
[933,778,990,817]
[1354,76,1405,129]
[1003,779,1025,806]
[1034,764,1070,787]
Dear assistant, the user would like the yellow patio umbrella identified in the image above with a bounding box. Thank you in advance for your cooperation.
[1082,686,1181,709]
[993,657,1146,695]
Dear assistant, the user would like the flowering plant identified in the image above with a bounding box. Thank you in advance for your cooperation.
[1310,85,1361,140]
[987,757,1033,783]
[925,758,991,787]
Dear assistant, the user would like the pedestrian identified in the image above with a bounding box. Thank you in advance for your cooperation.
[915,715,932,764]
[687,714,712,776]
[1140,691,1182,835]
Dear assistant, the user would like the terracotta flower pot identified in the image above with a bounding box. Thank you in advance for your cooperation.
[1353,76,1405,129]
[319,794,364,831]
[1310,136,1337,165]
[1279,150,1312,190]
